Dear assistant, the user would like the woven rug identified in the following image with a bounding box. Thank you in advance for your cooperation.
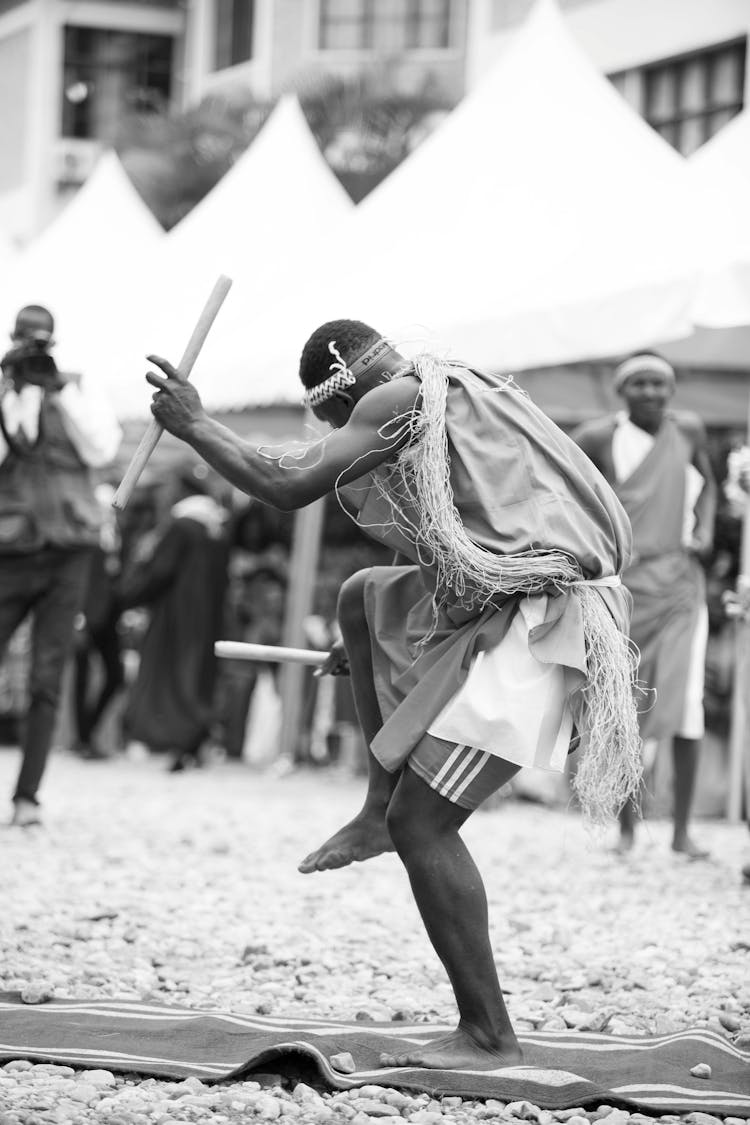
[0,994,748,1114]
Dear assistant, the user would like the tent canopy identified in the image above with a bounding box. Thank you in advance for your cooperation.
[660,109,750,370]
[109,96,354,418]
[229,0,722,403]
[0,153,163,373]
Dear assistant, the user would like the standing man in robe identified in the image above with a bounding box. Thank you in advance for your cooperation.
[118,464,230,772]
[573,352,716,857]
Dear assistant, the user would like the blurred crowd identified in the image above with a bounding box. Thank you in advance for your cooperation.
[0,458,373,777]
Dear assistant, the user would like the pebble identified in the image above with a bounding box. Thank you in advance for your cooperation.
[598,1114,631,1125]
[255,1093,283,1119]
[353,1099,401,1117]
[19,984,55,1004]
[86,1069,117,1087]
[329,1051,357,1073]
[689,1063,712,1080]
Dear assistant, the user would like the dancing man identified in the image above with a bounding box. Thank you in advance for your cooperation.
[146,319,640,1070]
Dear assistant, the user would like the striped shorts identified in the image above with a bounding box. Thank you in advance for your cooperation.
[408,735,519,811]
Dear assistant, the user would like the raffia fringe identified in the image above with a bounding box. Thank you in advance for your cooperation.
[574,587,643,825]
[373,353,642,824]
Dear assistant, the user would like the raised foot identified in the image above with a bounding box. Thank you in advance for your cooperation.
[297,812,394,874]
[379,1027,523,1071]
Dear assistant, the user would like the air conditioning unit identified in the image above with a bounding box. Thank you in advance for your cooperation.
[53,138,102,187]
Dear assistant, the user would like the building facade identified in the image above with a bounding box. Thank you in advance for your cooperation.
[468,0,750,156]
[0,0,747,242]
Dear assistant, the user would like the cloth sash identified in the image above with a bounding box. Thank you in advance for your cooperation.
[613,416,705,740]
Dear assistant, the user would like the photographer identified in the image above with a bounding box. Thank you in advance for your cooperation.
[0,305,122,826]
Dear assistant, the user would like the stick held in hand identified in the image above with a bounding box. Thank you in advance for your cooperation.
[112,274,233,511]
[215,641,328,666]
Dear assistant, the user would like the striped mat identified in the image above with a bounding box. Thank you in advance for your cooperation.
[0,994,748,1114]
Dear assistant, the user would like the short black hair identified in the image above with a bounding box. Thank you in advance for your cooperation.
[13,305,54,338]
[298,319,381,389]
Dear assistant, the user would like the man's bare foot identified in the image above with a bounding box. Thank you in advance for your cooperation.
[9,799,42,828]
[298,811,394,873]
[672,834,709,859]
[611,829,635,856]
[379,1026,522,1071]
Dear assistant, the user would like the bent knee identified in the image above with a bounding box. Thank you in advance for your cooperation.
[385,798,412,852]
[386,790,436,854]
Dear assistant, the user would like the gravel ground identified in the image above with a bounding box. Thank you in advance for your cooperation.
[0,750,748,1125]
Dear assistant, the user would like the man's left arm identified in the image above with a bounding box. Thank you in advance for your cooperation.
[684,414,717,559]
[53,374,123,467]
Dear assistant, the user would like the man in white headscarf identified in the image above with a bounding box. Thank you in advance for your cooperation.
[574,351,716,858]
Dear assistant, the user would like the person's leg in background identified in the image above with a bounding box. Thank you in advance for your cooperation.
[0,560,35,822]
[13,548,92,824]
[671,604,709,858]
[671,736,708,857]
[73,630,94,752]
[77,615,125,758]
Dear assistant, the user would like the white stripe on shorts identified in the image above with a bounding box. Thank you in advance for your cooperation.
[451,750,492,802]
[436,746,491,802]
[431,744,467,790]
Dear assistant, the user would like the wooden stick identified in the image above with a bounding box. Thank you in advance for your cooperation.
[112,274,233,510]
[215,641,328,667]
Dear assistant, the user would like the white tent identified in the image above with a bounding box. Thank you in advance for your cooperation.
[661,109,750,368]
[112,95,354,418]
[0,229,18,276]
[236,0,724,402]
[0,152,163,373]
[663,110,750,823]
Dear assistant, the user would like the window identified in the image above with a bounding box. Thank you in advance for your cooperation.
[611,39,746,156]
[62,26,172,140]
[319,0,453,52]
[215,0,255,69]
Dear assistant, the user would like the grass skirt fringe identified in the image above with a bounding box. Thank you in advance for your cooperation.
[377,353,642,824]
[574,586,643,825]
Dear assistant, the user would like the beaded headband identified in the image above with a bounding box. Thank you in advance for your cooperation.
[304,337,398,408]
[614,354,675,391]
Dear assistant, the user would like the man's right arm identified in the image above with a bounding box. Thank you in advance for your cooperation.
[148,359,421,511]
[570,419,612,478]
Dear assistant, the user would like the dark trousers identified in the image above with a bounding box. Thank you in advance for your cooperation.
[74,614,124,746]
[0,547,92,804]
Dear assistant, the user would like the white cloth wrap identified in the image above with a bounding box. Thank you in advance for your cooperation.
[427,576,620,773]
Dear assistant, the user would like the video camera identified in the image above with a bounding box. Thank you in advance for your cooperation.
[1,330,57,386]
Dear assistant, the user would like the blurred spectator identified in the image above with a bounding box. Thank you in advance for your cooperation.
[72,482,125,759]
[573,352,716,856]
[118,463,230,771]
[0,305,122,826]
[219,559,287,761]
[722,445,750,884]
